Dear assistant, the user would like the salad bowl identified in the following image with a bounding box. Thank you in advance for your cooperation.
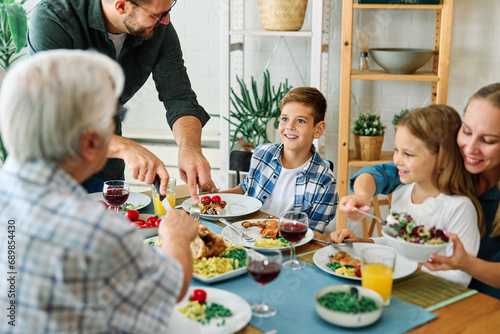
[382,228,447,262]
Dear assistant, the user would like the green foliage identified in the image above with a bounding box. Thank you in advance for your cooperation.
[216,70,292,151]
[0,0,28,70]
[392,109,410,126]
[351,112,386,136]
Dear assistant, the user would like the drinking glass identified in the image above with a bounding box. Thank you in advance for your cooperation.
[361,247,396,306]
[246,248,282,318]
[279,211,309,270]
[102,180,130,213]
[152,177,176,215]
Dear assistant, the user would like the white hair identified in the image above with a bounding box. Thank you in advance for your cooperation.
[0,49,124,164]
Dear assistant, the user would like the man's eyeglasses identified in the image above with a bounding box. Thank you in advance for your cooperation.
[128,0,177,26]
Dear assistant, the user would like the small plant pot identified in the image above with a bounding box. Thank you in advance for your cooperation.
[354,135,384,161]
[258,0,308,31]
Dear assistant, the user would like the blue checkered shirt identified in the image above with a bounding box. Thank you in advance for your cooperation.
[0,159,183,333]
[240,144,338,232]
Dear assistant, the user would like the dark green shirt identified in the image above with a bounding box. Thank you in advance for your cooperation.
[27,0,210,179]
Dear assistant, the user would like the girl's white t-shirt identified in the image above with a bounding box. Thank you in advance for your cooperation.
[260,161,308,218]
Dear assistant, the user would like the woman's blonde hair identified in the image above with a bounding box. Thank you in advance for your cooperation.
[396,105,485,235]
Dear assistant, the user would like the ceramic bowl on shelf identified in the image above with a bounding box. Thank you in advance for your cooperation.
[315,285,384,328]
[369,48,435,74]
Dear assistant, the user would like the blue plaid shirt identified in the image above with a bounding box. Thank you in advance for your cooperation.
[240,144,338,232]
[0,159,183,333]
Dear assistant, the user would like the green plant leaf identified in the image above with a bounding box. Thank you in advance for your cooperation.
[5,2,27,53]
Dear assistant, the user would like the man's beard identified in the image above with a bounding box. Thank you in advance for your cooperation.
[123,15,155,40]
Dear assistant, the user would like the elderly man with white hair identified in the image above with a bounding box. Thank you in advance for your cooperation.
[0,50,198,333]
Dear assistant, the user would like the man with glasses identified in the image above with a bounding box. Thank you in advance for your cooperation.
[27,0,216,203]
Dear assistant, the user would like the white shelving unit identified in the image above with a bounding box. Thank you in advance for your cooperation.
[219,0,331,189]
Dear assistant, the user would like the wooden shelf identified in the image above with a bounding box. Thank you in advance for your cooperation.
[348,150,394,167]
[229,30,313,37]
[336,0,453,231]
[351,70,438,81]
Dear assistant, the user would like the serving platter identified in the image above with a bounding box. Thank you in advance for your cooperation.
[181,194,262,220]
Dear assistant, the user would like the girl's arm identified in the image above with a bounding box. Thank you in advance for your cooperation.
[425,234,500,289]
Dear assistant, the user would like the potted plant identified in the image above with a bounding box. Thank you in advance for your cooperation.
[217,70,292,151]
[351,112,386,161]
[0,0,28,164]
[392,108,410,127]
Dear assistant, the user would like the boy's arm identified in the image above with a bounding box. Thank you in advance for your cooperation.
[307,178,339,232]
[220,186,244,194]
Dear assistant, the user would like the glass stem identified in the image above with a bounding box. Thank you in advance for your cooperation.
[290,244,297,262]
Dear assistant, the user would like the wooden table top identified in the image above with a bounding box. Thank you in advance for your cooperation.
[150,186,500,333]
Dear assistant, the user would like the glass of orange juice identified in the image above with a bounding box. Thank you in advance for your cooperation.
[361,247,396,306]
[151,177,176,216]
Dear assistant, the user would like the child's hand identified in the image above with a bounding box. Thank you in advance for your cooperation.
[339,195,371,221]
[330,229,360,244]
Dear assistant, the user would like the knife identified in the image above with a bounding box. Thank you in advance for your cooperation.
[153,175,173,213]
[312,238,347,248]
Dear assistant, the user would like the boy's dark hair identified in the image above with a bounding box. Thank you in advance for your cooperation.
[279,87,326,124]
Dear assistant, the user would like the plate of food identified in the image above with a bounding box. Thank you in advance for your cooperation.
[146,224,247,283]
[181,194,262,220]
[88,191,151,212]
[168,287,252,334]
[221,218,314,250]
[313,243,418,281]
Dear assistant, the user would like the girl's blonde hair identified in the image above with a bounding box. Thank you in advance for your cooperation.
[396,105,485,235]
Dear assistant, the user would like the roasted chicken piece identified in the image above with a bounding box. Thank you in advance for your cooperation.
[242,219,280,239]
[190,224,227,259]
[200,201,227,215]
[330,251,361,267]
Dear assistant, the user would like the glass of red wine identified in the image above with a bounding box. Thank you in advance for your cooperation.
[246,248,282,318]
[102,180,130,213]
[279,211,309,270]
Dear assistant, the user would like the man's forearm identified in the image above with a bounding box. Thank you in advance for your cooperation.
[172,116,203,151]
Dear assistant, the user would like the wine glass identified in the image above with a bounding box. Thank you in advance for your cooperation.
[279,211,309,270]
[102,180,130,213]
[246,248,282,318]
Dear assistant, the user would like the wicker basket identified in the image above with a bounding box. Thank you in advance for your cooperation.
[258,0,308,31]
[354,135,384,161]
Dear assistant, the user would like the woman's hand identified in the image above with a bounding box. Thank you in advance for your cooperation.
[424,233,470,272]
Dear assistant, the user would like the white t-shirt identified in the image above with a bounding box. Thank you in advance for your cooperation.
[372,183,480,287]
[107,33,127,60]
[260,161,308,218]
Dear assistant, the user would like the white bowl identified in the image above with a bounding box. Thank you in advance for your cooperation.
[369,48,434,74]
[315,285,383,328]
[382,228,447,262]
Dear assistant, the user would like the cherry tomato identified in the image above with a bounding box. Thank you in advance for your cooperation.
[155,218,162,226]
[211,195,221,204]
[97,200,108,208]
[125,210,140,222]
[190,289,207,304]
[132,219,146,226]
[200,196,212,205]
[354,265,362,278]
[108,205,117,212]
[147,216,158,224]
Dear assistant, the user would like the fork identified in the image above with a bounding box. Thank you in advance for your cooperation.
[219,218,255,242]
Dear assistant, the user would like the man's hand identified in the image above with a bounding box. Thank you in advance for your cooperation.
[108,135,170,194]
[172,116,217,204]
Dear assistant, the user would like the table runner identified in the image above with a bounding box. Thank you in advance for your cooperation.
[192,219,436,333]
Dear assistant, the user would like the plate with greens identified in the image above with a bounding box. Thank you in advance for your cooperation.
[88,191,151,212]
[313,243,417,281]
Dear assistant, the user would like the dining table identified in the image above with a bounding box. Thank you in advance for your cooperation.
[140,185,500,333]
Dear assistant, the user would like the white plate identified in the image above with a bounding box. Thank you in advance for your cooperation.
[87,191,151,211]
[313,243,418,281]
[145,236,247,283]
[222,218,314,250]
[167,287,252,334]
[181,193,262,220]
